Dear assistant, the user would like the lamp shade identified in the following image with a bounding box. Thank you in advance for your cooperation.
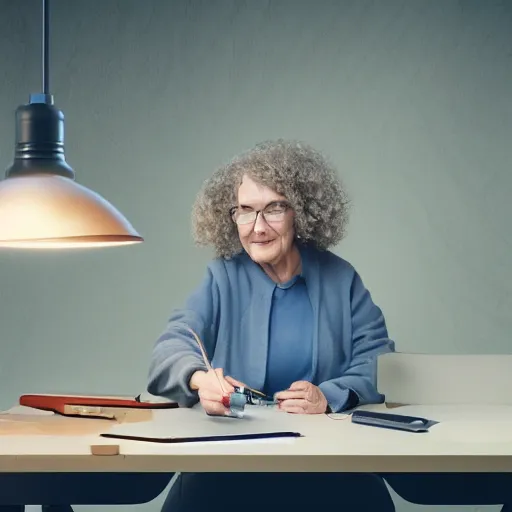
[0,174,143,248]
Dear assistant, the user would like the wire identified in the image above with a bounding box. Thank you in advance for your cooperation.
[42,0,50,94]
[326,412,352,420]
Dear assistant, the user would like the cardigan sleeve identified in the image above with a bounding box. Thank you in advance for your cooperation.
[147,266,220,407]
[319,270,395,412]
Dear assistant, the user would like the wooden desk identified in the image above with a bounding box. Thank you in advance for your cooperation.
[1,403,512,474]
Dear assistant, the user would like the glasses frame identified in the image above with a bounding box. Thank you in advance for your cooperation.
[229,201,292,226]
[229,200,291,226]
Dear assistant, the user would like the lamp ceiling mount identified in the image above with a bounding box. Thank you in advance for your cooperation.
[6,0,74,180]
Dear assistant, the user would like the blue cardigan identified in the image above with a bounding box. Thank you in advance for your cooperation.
[147,243,395,412]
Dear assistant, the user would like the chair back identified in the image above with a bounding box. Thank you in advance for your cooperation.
[377,352,512,406]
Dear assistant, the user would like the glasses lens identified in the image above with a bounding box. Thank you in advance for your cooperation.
[262,203,287,222]
[235,211,256,225]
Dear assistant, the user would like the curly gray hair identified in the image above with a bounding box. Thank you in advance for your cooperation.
[192,139,350,258]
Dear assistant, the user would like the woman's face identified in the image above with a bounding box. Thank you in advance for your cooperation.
[233,175,295,265]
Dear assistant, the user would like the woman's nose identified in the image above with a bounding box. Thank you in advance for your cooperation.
[253,211,267,233]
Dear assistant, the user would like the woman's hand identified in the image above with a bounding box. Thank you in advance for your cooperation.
[189,368,236,416]
[274,380,328,414]
[189,369,246,416]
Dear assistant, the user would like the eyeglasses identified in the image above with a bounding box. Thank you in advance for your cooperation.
[229,201,291,226]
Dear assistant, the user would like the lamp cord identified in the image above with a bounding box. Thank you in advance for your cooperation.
[42,0,49,94]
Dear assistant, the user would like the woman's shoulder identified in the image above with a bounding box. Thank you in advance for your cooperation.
[303,244,356,275]
[204,251,253,280]
[304,246,366,299]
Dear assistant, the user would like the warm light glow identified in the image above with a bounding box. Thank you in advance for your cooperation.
[0,174,143,249]
[0,240,140,249]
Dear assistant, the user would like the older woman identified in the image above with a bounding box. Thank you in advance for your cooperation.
[147,139,396,511]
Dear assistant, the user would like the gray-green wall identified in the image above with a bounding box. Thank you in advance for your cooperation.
[0,1,510,511]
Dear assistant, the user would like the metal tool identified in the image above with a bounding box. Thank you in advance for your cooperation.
[185,326,276,418]
[221,385,277,417]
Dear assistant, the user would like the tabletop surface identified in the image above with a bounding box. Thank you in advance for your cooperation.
[1,403,512,473]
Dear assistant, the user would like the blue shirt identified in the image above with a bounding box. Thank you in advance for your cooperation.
[263,275,313,396]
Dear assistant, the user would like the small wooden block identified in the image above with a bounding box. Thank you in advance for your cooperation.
[90,444,120,456]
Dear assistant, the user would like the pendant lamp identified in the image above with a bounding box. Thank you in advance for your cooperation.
[0,0,143,249]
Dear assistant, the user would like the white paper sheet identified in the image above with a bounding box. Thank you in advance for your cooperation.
[101,405,302,442]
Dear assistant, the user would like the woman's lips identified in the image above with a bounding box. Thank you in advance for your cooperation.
[252,239,274,245]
